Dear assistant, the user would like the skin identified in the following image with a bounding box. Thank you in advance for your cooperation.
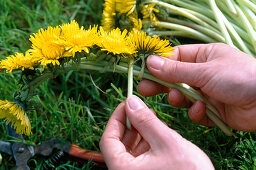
[100,95,214,170]
[139,43,256,131]
[100,43,256,169]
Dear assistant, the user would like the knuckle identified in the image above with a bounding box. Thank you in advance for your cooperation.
[162,59,179,79]
[135,109,157,127]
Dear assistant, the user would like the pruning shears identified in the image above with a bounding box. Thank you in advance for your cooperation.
[0,124,105,169]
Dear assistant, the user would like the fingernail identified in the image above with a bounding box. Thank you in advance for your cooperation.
[127,95,145,111]
[148,55,164,71]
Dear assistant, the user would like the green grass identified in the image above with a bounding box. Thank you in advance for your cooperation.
[1,0,256,169]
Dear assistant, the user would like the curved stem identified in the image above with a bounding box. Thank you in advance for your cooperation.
[162,17,224,42]
[238,0,256,13]
[235,4,256,53]
[239,4,256,31]
[209,0,234,47]
[151,21,216,43]
[165,0,214,19]
[149,0,218,31]
[224,0,237,15]
[215,7,253,55]
[22,72,54,91]
[76,60,235,137]
[148,30,189,37]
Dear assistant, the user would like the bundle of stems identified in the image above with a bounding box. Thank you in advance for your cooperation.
[146,0,256,57]
[22,54,235,136]
[69,56,235,136]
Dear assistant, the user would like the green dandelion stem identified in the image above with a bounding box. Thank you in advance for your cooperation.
[209,0,234,47]
[75,60,235,137]
[148,30,189,37]
[182,9,218,30]
[238,0,256,13]
[235,4,256,54]
[126,59,134,130]
[127,60,134,97]
[23,72,54,91]
[239,4,256,31]
[149,0,218,31]
[21,72,55,101]
[164,0,214,19]
[218,8,254,56]
[215,1,243,28]
[224,0,237,15]
[137,54,146,80]
[162,17,224,42]
[151,21,216,43]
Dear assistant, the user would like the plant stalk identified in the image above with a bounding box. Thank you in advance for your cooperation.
[126,59,134,130]
[209,0,234,47]
[76,60,236,137]
[151,21,216,43]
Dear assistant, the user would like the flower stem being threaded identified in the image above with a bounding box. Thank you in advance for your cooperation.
[126,59,134,130]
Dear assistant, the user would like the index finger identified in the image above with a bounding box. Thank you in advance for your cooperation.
[167,43,218,63]
[99,102,134,163]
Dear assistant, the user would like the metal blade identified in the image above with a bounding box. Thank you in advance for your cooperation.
[0,141,12,155]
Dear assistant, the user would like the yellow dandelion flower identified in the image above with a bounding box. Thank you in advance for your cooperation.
[59,21,99,57]
[29,26,69,66]
[116,0,136,15]
[0,100,31,135]
[129,15,142,31]
[141,4,159,22]
[99,27,136,55]
[0,51,37,72]
[102,0,116,32]
[128,30,173,56]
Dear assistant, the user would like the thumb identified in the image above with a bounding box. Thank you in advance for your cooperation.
[147,55,208,87]
[125,95,177,149]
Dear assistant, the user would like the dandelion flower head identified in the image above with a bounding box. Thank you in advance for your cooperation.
[102,0,116,32]
[29,26,68,66]
[99,27,136,56]
[129,15,142,31]
[59,21,99,57]
[141,4,159,22]
[128,30,173,57]
[0,51,37,72]
[0,100,31,135]
[116,0,136,15]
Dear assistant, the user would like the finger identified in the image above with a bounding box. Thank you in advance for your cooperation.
[167,88,192,108]
[137,79,169,97]
[147,55,208,87]
[146,43,226,87]
[131,139,150,157]
[188,101,215,126]
[168,44,218,62]
[121,127,141,152]
[122,109,157,154]
[99,102,134,164]
[125,95,178,149]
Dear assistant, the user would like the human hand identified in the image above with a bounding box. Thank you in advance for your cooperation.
[100,95,214,170]
[138,43,256,131]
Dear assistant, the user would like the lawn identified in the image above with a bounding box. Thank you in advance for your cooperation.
[0,0,256,169]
